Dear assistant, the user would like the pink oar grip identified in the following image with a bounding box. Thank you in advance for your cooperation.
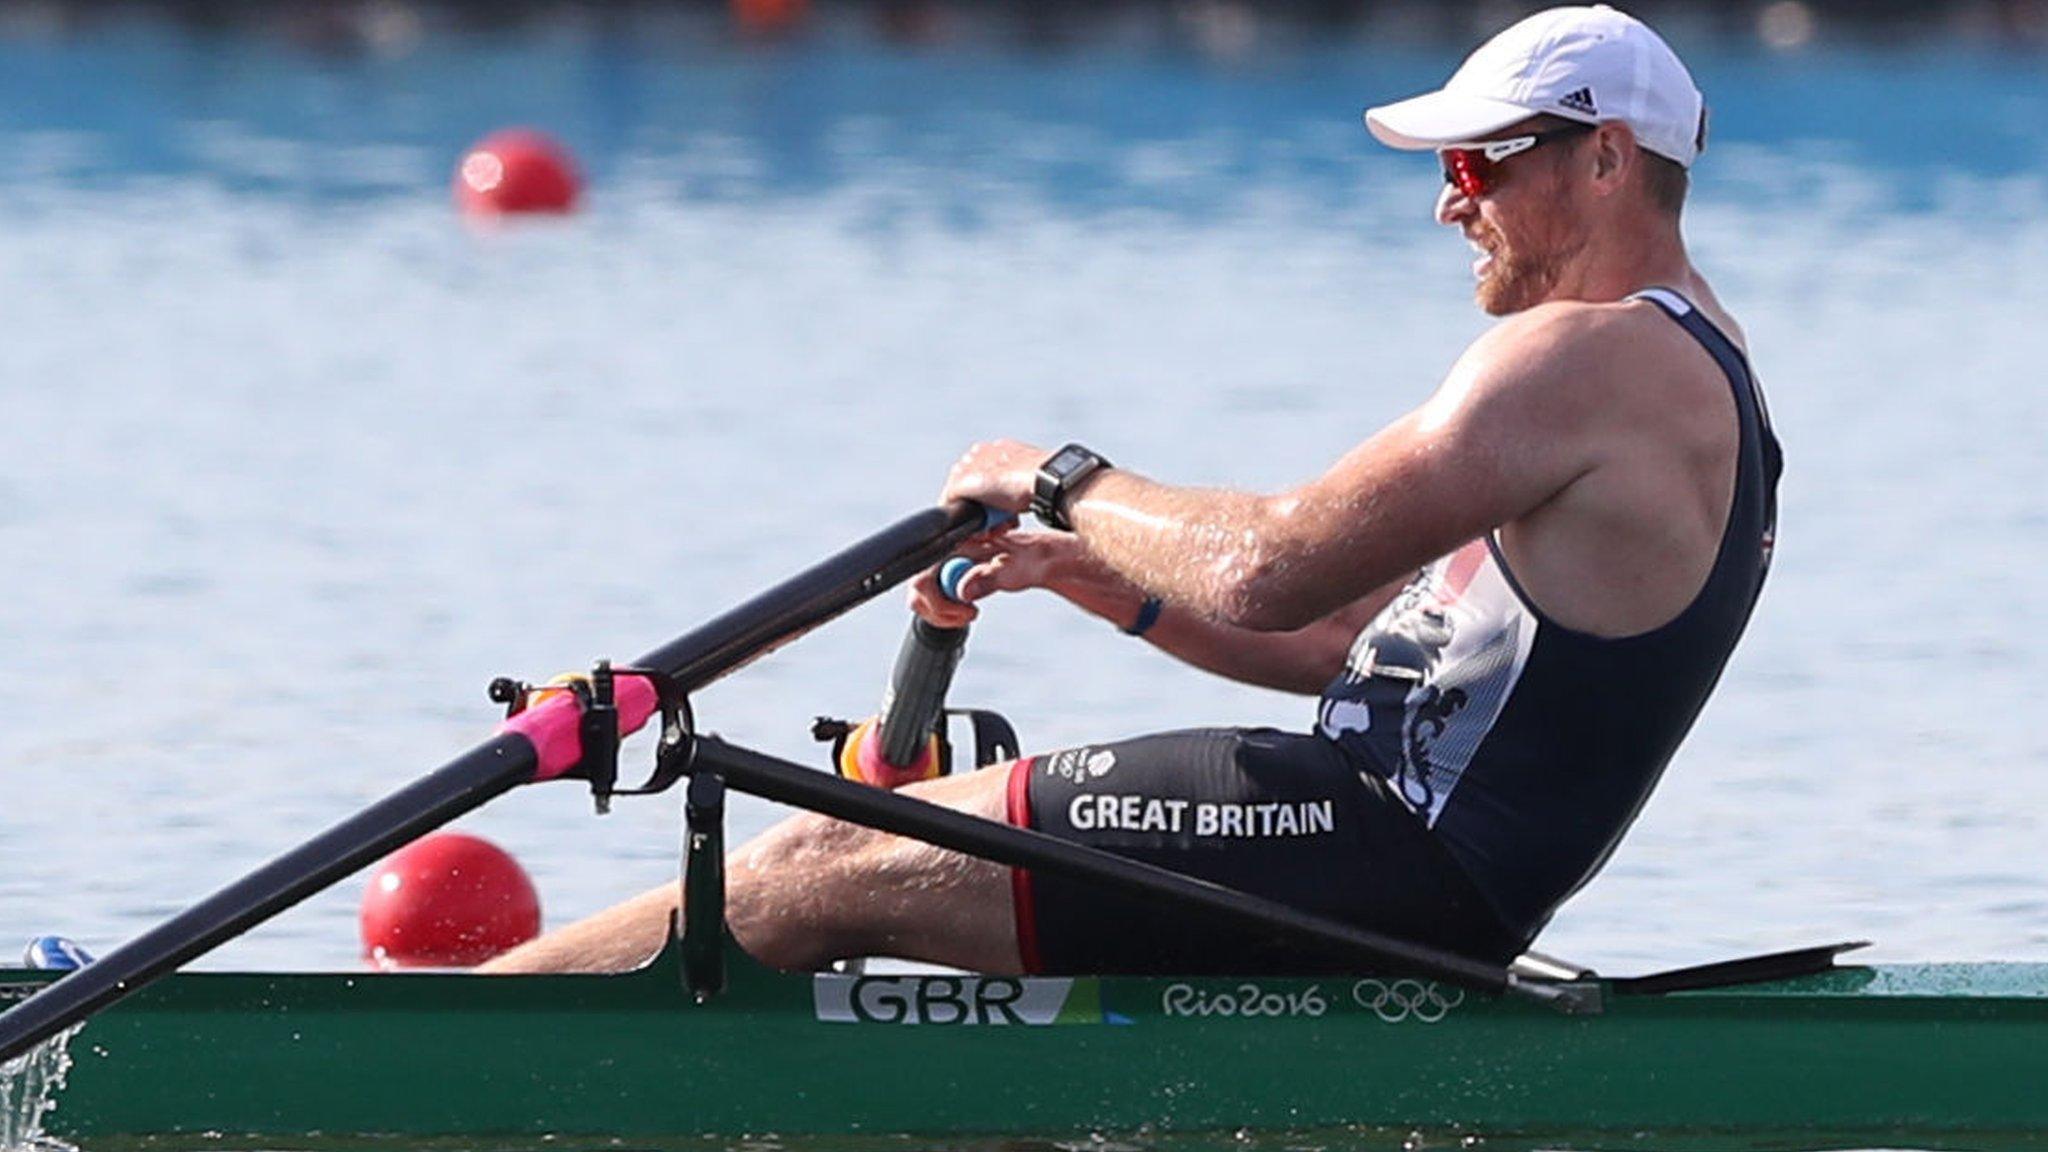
[499,675,661,782]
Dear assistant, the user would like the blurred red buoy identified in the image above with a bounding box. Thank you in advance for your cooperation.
[360,831,541,968]
[453,129,581,216]
[732,0,808,35]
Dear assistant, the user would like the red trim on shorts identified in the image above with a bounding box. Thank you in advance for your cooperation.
[1005,756,1045,975]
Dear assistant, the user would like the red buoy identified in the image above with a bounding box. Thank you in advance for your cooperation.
[360,831,541,968]
[732,0,808,36]
[453,129,581,216]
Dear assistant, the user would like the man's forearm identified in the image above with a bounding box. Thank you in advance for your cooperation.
[1061,468,1329,629]
[1044,544,1363,695]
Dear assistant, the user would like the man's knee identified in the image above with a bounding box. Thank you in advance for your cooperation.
[725,766,1016,971]
[734,765,1007,882]
[733,809,873,879]
[726,811,884,969]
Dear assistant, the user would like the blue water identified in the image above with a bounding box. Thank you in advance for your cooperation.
[0,6,2045,984]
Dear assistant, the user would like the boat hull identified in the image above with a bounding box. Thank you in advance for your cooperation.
[6,947,2046,1144]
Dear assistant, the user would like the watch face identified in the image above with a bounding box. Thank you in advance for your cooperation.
[1050,447,1089,473]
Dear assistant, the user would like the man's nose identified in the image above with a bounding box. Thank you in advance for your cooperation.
[1435,181,1474,226]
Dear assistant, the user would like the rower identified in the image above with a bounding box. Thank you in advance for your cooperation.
[482,4,1778,979]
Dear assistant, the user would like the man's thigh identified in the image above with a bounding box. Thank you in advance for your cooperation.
[1010,727,1516,974]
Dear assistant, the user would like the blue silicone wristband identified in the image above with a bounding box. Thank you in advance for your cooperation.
[1123,596,1164,637]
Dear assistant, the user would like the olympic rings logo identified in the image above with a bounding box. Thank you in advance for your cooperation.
[1349,978,1465,1023]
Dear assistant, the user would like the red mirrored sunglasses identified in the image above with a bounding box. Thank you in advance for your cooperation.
[1438,122,1597,199]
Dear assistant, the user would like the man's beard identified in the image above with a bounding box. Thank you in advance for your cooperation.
[1473,222,1570,315]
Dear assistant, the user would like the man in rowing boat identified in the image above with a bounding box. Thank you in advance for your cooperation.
[487,4,1778,976]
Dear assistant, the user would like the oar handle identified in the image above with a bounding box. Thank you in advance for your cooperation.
[874,557,975,770]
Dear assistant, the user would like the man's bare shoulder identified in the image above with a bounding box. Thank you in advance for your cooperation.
[1468,298,1694,378]
[1428,300,1657,432]
[1446,297,1726,423]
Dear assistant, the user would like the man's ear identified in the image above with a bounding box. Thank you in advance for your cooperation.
[1590,122,1635,194]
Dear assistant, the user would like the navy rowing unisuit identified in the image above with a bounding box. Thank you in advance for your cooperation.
[1314,286,1782,938]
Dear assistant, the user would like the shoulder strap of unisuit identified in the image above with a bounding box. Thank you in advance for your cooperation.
[1629,287,1782,488]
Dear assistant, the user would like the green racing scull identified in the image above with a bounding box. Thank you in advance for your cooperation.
[4,940,2046,1145]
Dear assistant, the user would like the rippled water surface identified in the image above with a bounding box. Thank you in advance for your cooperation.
[0,7,2044,994]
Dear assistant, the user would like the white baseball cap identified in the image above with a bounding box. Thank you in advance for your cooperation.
[1365,5,1707,169]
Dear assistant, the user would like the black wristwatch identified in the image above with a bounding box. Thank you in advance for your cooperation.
[1031,443,1113,532]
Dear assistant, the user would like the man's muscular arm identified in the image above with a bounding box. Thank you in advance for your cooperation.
[942,305,1616,631]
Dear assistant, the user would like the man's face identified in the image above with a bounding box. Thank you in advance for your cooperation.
[1433,120,1591,316]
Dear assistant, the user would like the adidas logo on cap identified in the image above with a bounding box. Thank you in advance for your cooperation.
[1558,87,1598,116]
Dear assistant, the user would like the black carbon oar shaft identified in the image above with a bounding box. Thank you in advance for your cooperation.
[0,502,993,1064]
[637,505,989,684]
